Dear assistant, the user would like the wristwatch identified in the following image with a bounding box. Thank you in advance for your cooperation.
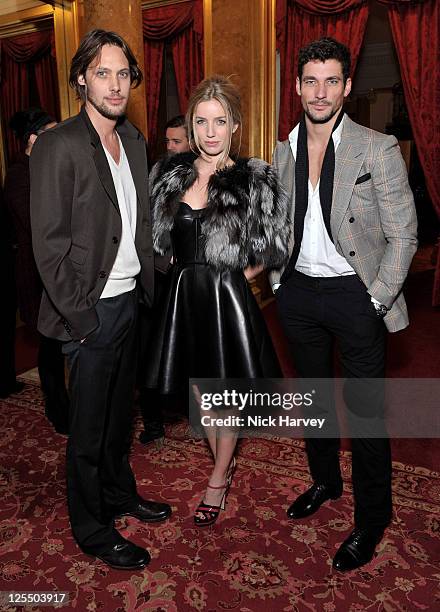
[372,302,388,317]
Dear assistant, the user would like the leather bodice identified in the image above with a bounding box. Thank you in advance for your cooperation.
[171,202,207,265]
[145,205,281,393]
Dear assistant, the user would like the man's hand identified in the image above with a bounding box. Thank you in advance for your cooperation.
[244,264,264,281]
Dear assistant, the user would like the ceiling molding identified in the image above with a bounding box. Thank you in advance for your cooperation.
[142,0,191,9]
[0,6,53,38]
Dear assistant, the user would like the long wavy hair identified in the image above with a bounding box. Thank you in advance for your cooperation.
[186,75,242,169]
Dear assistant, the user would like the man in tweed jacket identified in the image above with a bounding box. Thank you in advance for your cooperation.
[272,38,417,572]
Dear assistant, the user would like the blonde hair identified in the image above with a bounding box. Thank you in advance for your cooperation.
[186,75,242,169]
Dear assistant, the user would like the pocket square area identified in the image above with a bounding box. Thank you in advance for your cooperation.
[355,173,371,185]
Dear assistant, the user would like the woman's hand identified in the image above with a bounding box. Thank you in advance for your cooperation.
[244,264,263,281]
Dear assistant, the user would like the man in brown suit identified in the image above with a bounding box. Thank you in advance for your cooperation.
[272,38,417,571]
[30,30,171,570]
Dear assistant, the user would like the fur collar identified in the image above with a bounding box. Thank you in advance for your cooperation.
[151,153,290,270]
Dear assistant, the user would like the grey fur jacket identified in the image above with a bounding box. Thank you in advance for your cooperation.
[151,152,291,271]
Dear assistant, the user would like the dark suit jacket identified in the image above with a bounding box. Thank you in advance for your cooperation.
[30,106,154,341]
[4,154,42,329]
[0,186,16,299]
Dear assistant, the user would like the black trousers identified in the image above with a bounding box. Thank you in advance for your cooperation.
[0,255,17,393]
[62,289,139,552]
[276,270,392,530]
[138,271,173,430]
[39,335,69,426]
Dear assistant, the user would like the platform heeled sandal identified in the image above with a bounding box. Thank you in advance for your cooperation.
[194,482,229,527]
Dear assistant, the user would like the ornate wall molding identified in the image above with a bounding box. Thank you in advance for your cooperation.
[142,0,191,7]
[0,5,53,38]
[204,0,276,162]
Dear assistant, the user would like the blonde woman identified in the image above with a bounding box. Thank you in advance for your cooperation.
[145,76,290,526]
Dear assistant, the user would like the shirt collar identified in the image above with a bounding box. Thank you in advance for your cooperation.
[288,113,345,160]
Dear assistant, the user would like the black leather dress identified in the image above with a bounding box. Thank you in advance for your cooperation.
[145,202,281,394]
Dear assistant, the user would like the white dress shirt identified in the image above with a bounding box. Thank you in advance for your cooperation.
[288,116,355,277]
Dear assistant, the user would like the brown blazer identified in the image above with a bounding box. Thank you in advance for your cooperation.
[30,107,154,341]
[270,116,418,333]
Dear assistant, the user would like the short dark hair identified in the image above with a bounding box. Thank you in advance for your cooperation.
[9,108,55,143]
[165,115,186,131]
[298,37,351,83]
[69,29,143,100]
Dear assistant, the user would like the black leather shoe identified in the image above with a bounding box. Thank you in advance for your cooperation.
[111,497,172,523]
[139,423,165,445]
[287,483,343,519]
[84,539,150,570]
[333,527,384,572]
[46,414,69,435]
[52,421,69,435]
[0,381,25,399]
[45,402,69,435]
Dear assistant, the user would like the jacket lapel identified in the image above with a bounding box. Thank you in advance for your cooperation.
[331,116,368,240]
[92,145,119,212]
[79,107,119,212]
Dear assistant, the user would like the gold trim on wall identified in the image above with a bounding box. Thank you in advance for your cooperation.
[248,0,276,162]
[53,1,80,120]
[203,0,212,76]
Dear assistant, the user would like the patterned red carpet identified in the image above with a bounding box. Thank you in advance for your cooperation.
[1,379,440,611]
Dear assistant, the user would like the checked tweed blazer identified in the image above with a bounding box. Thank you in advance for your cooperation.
[270,115,418,333]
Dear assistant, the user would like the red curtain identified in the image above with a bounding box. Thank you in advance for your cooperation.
[143,39,164,153]
[171,26,204,114]
[378,0,440,305]
[142,0,203,149]
[276,0,369,141]
[33,50,59,122]
[0,30,59,161]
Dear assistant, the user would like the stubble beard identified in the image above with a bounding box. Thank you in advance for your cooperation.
[304,103,340,125]
[87,93,128,121]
